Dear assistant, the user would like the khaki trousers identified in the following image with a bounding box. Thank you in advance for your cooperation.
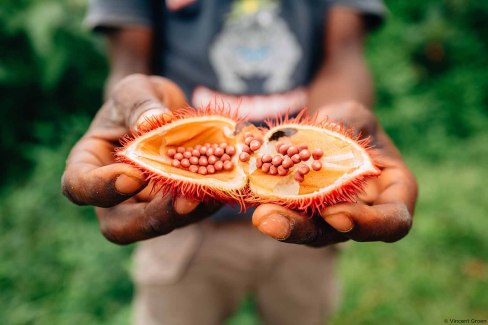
[132,220,340,325]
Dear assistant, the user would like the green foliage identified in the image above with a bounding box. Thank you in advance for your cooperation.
[0,0,487,324]
[330,149,488,324]
[368,0,488,159]
[0,118,134,325]
[0,0,107,186]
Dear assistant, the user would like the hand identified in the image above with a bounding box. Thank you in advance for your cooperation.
[252,101,418,246]
[62,74,221,244]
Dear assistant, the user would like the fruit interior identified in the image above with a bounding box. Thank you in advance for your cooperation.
[121,116,247,191]
[120,115,377,200]
[246,124,374,198]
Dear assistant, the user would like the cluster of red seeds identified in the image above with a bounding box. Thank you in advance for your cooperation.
[238,132,263,162]
[168,133,324,181]
[239,139,324,183]
[168,143,236,175]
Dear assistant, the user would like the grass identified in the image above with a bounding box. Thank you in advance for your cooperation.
[0,118,487,324]
[329,152,488,324]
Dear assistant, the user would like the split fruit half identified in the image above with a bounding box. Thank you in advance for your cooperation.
[117,107,380,213]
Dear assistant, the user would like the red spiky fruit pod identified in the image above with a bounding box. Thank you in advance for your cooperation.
[117,105,380,213]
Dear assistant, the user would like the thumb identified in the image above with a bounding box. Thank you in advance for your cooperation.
[110,74,178,130]
[173,196,201,215]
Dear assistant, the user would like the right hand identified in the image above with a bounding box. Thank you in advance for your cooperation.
[62,74,221,244]
[252,101,417,246]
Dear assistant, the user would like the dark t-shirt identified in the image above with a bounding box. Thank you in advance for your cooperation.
[87,0,385,122]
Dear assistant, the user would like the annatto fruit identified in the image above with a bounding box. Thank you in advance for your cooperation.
[117,106,380,213]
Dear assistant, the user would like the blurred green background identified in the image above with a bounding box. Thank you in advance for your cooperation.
[1,0,487,324]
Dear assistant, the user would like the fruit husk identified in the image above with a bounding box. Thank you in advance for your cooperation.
[117,106,380,213]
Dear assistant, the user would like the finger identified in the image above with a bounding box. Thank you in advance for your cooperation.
[111,74,170,129]
[357,178,380,204]
[321,148,416,242]
[316,101,378,137]
[62,136,147,207]
[173,196,201,215]
[148,76,188,110]
[133,182,201,213]
[373,142,418,213]
[252,204,348,246]
[96,194,220,245]
[111,74,186,129]
[62,161,147,207]
[321,202,412,243]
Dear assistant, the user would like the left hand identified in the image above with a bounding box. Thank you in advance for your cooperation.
[252,101,418,246]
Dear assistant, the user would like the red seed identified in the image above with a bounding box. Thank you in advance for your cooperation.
[256,157,263,168]
[189,165,199,173]
[177,147,185,153]
[244,132,253,138]
[294,172,304,183]
[195,144,202,150]
[291,154,301,164]
[208,155,218,165]
[223,161,233,170]
[204,143,211,147]
[242,145,252,154]
[262,154,272,163]
[298,165,310,175]
[171,159,181,168]
[225,145,236,155]
[272,155,283,166]
[199,146,207,155]
[189,156,199,165]
[198,166,208,175]
[244,137,253,145]
[207,165,215,174]
[269,165,278,175]
[186,147,193,152]
[192,149,201,157]
[183,151,192,159]
[299,149,311,161]
[181,158,190,168]
[219,142,227,149]
[199,156,208,166]
[279,144,290,155]
[277,165,289,176]
[239,152,250,162]
[214,147,224,157]
[298,144,309,151]
[282,157,294,169]
[167,148,176,157]
[275,142,283,151]
[206,148,214,156]
[249,139,262,152]
[287,146,299,157]
[174,153,184,160]
[212,143,219,149]
[262,163,271,173]
[221,154,231,161]
[214,161,224,171]
[312,148,324,160]
[312,160,322,171]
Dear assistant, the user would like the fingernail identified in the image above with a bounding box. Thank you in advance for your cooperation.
[257,214,291,240]
[136,108,168,126]
[324,214,354,233]
[174,197,200,215]
[114,174,144,195]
